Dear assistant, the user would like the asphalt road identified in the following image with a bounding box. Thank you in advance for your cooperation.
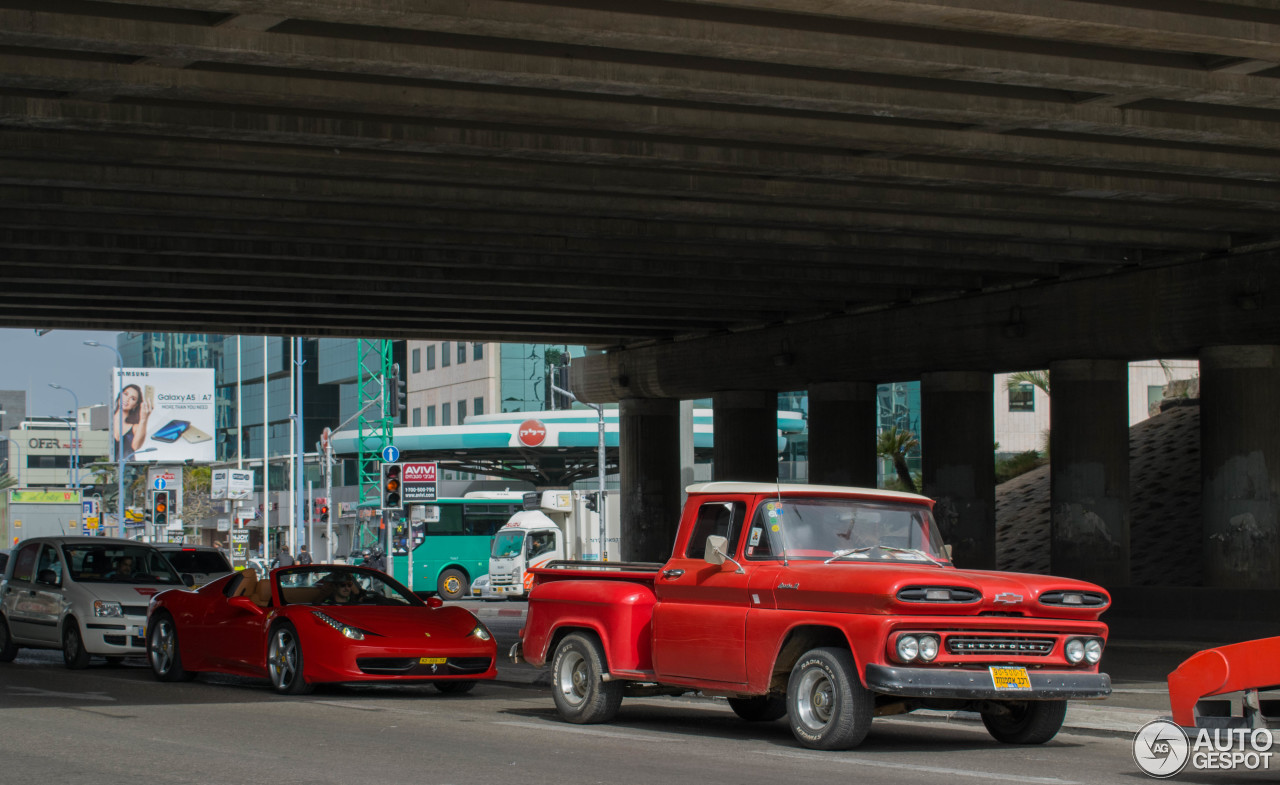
[1,604,1275,785]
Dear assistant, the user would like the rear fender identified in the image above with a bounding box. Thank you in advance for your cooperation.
[524,579,656,672]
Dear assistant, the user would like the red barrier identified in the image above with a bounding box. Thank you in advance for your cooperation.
[1167,636,1280,728]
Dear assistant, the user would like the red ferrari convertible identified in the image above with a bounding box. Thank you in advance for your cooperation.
[146,565,497,694]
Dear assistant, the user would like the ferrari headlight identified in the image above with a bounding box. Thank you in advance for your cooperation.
[471,622,492,641]
[93,600,123,618]
[312,611,366,641]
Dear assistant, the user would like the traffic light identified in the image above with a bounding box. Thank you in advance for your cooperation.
[381,463,402,510]
[151,489,170,528]
[585,491,598,513]
[314,497,329,523]
[387,362,407,419]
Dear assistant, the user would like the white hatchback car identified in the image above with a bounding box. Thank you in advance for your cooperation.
[0,537,189,668]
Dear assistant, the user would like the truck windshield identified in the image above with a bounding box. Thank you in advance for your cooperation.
[491,530,524,559]
[745,498,949,565]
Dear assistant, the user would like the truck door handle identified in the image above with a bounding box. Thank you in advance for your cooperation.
[661,569,684,579]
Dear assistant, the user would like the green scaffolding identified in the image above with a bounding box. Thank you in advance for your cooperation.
[355,339,394,550]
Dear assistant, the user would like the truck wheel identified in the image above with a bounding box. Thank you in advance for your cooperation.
[981,700,1067,744]
[551,632,623,724]
[437,569,468,601]
[786,647,872,750]
[728,695,787,722]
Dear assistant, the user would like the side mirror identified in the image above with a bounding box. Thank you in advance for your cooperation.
[704,535,728,565]
[426,596,444,608]
[228,596,265,615]
[181,573,197,588]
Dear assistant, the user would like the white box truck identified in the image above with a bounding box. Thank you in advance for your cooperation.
[479,489,619,599]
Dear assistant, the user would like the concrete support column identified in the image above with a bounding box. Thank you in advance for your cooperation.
[1200,346,1280,589]
[808,382,878,487]
[619,397,682,563]
[1049,359,1130,586]
[921,372,995,569]
[712,390,778,483]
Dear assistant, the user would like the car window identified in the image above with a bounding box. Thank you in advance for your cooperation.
[10,543,39,583]
[62,544,183,585]
[35,545,62,586]
[164,550,232,574]
[683,501,746,559]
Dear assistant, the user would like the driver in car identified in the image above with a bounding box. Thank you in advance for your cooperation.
[323,574,363,604]
[109,556,136,580]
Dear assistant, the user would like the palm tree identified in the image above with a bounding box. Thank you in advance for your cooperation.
[0,473,16,491]
[1005,369,1050,396]
[876,426,920,494]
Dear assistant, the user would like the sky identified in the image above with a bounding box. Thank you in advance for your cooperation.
[0,329,123,419]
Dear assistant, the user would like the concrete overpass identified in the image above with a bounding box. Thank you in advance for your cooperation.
[0,1,1277,595]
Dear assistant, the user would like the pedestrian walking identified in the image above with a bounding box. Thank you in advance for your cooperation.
[297,545,313,565]
[277,545,294,568]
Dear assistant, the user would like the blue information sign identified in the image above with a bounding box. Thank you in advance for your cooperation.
[153,478,167,490]
[382,445,400,463]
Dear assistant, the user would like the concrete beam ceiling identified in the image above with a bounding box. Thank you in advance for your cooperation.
[1,0,1279,396]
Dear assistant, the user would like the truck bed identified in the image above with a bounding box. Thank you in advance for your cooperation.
[532,560,664,586]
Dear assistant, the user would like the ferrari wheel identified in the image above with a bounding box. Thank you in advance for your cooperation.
[268,622,314,695]
[62,619,90,670]
[437,569,468,601]
[434,680,477,695]
[148,613,195,682]
[551,632,623,724]
[0,615,18,662]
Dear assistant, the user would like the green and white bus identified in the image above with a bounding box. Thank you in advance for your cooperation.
[384,492,525,600]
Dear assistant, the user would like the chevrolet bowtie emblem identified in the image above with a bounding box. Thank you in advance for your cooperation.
[994,592,1023,604]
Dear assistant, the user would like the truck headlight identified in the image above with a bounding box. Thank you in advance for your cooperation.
[918,634,939,662]
[93,601,123,617]
[1084,638,1103,664]
[1064,638,1085,663]
[896,634,919,662]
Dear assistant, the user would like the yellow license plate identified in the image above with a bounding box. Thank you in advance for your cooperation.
[990,666,1032,691]
[419,657,447,665]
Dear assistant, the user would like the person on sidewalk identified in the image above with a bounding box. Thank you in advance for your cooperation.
[297,545,313,565]
[276,546,294,568]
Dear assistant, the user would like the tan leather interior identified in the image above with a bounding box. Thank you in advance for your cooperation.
[232,569,258,598]
[250,577,272,607]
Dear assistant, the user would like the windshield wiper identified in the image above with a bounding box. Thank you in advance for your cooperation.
[877,545,947,566]
[823,545,946,565]
[824,547,876,563]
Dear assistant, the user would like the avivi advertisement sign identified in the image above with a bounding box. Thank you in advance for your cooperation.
[111,368,216,463]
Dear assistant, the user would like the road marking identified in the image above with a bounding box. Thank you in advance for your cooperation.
[759,750,1082,784]
[495,720,671,741]
[7,686,115,702]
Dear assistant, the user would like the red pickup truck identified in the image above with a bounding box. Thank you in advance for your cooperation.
[515,482,1111,750]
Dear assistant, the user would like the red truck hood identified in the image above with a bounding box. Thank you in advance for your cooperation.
[763,562,1109,620]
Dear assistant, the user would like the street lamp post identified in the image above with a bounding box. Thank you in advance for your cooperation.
[84,340,126,537]
[48,383,80,488]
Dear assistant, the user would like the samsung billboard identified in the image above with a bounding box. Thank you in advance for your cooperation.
[111,368,216,463]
